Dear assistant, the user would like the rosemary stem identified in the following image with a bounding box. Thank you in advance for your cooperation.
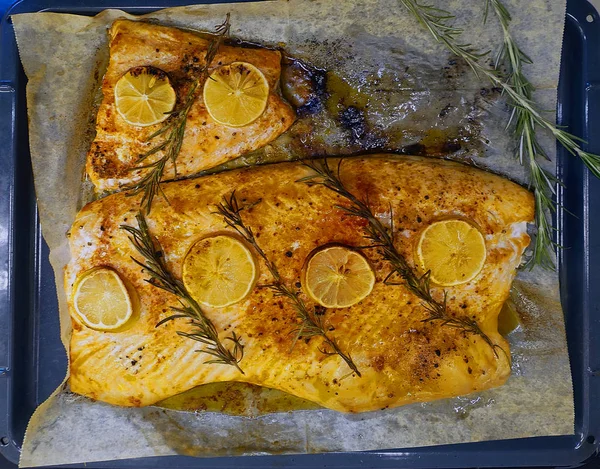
[301,159,502,357]
[121,212,244,372]
[399,0,600,269]
[215,192,361,377]
[124,14,231,213]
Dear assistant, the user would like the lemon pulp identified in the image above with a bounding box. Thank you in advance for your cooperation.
[416,219,486,286]
[304,246,375,308]
[203,61,269,127]
[74,268,133,331]
[114,66,176,127]
[183,235,257,308]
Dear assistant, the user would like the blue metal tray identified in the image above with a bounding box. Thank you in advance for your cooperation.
[1,0,599,467]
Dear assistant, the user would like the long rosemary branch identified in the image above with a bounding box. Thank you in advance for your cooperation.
[214,191,362,377]
[124,14,231,214]
[121,212,244,373]
[399,0,600,268]
[484,0,556,268]
[300,159,501,356]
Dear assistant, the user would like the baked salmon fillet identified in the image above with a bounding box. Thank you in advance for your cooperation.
[87,19,295,192]
[66,156,533,412]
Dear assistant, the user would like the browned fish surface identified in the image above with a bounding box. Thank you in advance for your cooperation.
[66,156,533,411]
[87,19,296,192]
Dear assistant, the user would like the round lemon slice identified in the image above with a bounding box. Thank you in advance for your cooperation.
[416,219,486,286]
[114,66,176,127]
[304,246,375,308]
[203,61,269,127]
[73,268,133,331]
[183,235,257,308]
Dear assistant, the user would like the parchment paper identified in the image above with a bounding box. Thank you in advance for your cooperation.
[12,0,573,466]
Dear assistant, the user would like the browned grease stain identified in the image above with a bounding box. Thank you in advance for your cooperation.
[418,127,465,156]
[157,382,320,415]
[325,72,370,116]
[278,61,484,158]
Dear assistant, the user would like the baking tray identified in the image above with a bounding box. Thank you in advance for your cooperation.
[1,0,599,467]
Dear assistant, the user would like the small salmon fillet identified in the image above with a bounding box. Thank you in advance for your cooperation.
[87,19,296,192]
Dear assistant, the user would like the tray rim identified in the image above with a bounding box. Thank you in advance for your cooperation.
[1,0,599,466]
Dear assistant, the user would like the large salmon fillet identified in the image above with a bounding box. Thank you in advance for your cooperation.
[66,156,534,412]
[87,19,296,192]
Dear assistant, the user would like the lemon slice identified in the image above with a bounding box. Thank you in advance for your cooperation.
[74,268,133,331]
[416,219,486,286]
[304,246,375,308]
[114,66,176,127]
[183,235,257,308]
[203,61,269,127]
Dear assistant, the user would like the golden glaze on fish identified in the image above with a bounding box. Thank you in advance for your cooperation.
[66,156,533,411]
[87,19,295,192]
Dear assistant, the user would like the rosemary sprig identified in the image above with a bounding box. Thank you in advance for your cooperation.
[125,14,231,214]
[484,0,556,269]
[121,212,244,373]
[399,0,600,269]
[301,159,501,356]
[214,191,362,377]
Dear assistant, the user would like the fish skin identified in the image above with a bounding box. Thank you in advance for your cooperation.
[87,19,296,192]
[67,156,533,412]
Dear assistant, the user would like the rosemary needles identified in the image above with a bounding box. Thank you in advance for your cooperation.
[484,0,556,269]
[121,212,244,373]
[301,159,502,356]
[125,14,231,214]
[215,191,362,377]
[399,0,600,269]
